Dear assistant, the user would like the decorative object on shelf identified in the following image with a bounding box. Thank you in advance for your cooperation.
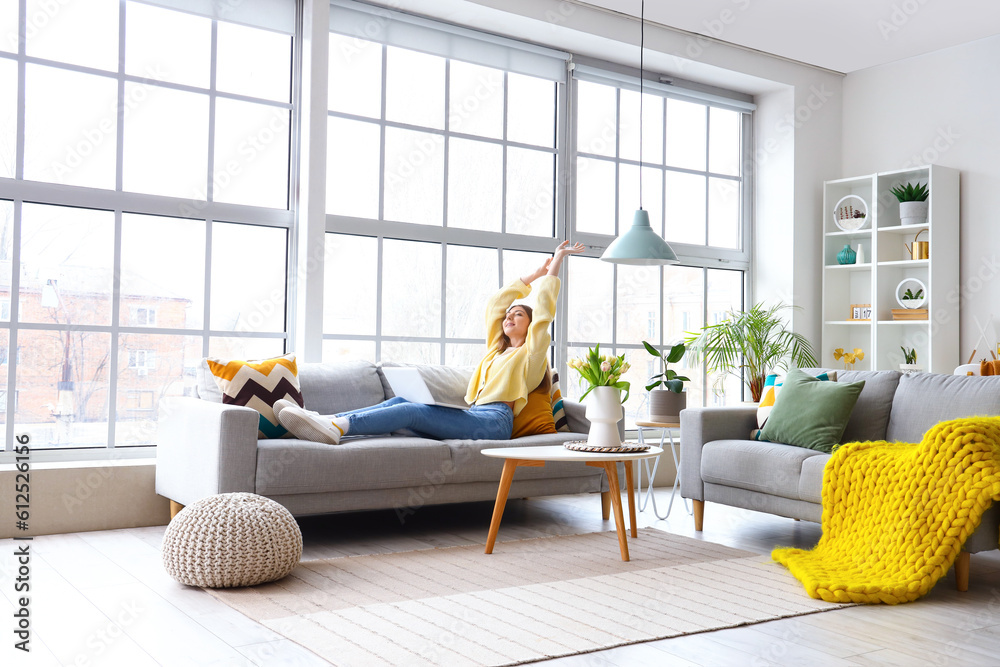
[849,304,872,321]
[833,347,864,370]
[600,0,677,266]
[563,440,649,453]
[899,346,922,374]
[895,278,927,310]
[833,194,869,231]
[641,340,689,421]
[856,243,865,264]
[891,181,930,226]
[903,228,929,260]
[892,308,929,321]
[569,345,630,447]
[837,244,857,265]
[685,302,818,402]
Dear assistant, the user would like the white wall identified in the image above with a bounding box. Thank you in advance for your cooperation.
[843,34,1000,358]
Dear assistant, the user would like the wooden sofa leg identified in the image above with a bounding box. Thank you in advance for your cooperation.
[601,491,611,520]
[693,499,704,531]
[169,500,185,520]
[955,550,970,592]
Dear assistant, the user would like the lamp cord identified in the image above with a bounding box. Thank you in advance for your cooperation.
[638,0,644,211]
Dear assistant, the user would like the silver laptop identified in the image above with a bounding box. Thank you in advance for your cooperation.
[381,367,470,410]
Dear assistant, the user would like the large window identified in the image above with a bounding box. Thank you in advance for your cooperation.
[565,70,752,427]
[0,0,296,455]
[0,0,753,458]
[323,4,568,366]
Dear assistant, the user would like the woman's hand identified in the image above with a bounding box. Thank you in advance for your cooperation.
[546,241,585,276]
[521,241,584,284]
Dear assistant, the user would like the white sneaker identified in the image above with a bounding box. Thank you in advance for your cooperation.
[279,405,343,445]
[272,398,298,418]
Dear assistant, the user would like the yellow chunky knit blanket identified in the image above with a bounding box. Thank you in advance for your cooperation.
[773,417,1000,604]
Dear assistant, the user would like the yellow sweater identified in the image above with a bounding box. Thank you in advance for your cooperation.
[465,276,560,416]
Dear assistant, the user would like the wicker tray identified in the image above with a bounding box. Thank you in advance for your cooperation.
[564,440,650,454]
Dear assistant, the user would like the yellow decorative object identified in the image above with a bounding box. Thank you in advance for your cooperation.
[832,347,864,370]
[773,417,1000,604]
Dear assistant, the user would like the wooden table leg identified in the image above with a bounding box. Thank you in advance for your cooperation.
[623,461,637,538]
[590,461,629,561]
[485,459,543,554]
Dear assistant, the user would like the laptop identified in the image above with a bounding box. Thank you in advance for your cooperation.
[381,367,470,410]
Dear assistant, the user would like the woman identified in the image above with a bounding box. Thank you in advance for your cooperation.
[276,240,585,444]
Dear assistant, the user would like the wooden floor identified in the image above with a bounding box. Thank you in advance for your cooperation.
[3,490,1000,666]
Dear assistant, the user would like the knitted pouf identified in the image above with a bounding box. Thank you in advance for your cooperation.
[162,493,302,588]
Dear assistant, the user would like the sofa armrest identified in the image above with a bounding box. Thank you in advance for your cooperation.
[155,397,259,506]
[680,406,759,502]
[563,399,625,438]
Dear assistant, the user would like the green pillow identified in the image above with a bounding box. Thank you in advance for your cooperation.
[758,369,865,453]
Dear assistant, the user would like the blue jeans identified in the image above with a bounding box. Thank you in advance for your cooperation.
[334,397,513,440]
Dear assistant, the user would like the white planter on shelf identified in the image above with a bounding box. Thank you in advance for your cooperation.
[899,364,923,375]
[899,200,929,226]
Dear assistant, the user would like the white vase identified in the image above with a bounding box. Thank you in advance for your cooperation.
[585,386,623,447]
[856,243,865,264]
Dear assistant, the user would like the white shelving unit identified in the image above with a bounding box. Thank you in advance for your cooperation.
[821,165,959,374]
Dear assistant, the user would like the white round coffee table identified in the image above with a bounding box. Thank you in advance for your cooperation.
[481,444,663,562]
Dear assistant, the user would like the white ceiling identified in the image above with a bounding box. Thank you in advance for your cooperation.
[578,0,1000,73]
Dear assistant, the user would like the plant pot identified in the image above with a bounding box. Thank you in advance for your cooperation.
[900,298,925,310]
[585,386,623,447]
[899,200,928,226]
[899,363,923,375]
[648,389,686,422]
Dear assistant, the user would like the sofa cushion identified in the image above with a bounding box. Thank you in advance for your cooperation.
[204,354,304,439]
[443,433,600,484]
[298,360,386,415]
[255,436,453,495]
[798,453,830,504]
[702,439,824,501]
[887,373,1000,443]
[511,382,558,438]
[758,370,865,453]
[800,368,900,442]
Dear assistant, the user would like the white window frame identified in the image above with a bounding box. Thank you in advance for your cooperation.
[0,0,298,462]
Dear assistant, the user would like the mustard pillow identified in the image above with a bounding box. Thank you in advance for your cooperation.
[511,383,558,438]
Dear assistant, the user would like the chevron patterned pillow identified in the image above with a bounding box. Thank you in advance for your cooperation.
[206,354,304,439]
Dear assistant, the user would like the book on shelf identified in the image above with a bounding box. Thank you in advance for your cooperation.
[891,309,928,321]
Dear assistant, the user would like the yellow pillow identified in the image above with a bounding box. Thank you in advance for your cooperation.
[511,380,558,438]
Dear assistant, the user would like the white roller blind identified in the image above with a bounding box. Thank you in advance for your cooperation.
[130,0,297,34]
[573,64,756,113]
[329,0,569,82]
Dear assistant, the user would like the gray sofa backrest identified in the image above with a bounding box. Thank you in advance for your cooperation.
[799,368,900,443]
[298,361,386,415]
[886,373,1000,443]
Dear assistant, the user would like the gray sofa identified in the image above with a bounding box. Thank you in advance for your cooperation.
[156,360,608,520]
[680,370,1000,586]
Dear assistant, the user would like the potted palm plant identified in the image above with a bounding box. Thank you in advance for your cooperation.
[891,181,929,226]
[684,302,819,403]
[641,340,689,421]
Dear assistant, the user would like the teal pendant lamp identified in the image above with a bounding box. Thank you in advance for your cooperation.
[600,0,678,266]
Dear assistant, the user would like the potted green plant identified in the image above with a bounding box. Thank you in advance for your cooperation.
[641,341,690,422]
[899,346,921,374]
[684,302,819,403]
[900,287,925,309]
[891,181,929,226]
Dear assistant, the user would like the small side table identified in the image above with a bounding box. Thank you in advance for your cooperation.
[635,420,691,520]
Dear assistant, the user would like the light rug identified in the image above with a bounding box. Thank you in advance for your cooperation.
[774,417,1000,604]
[208,528,845,666]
